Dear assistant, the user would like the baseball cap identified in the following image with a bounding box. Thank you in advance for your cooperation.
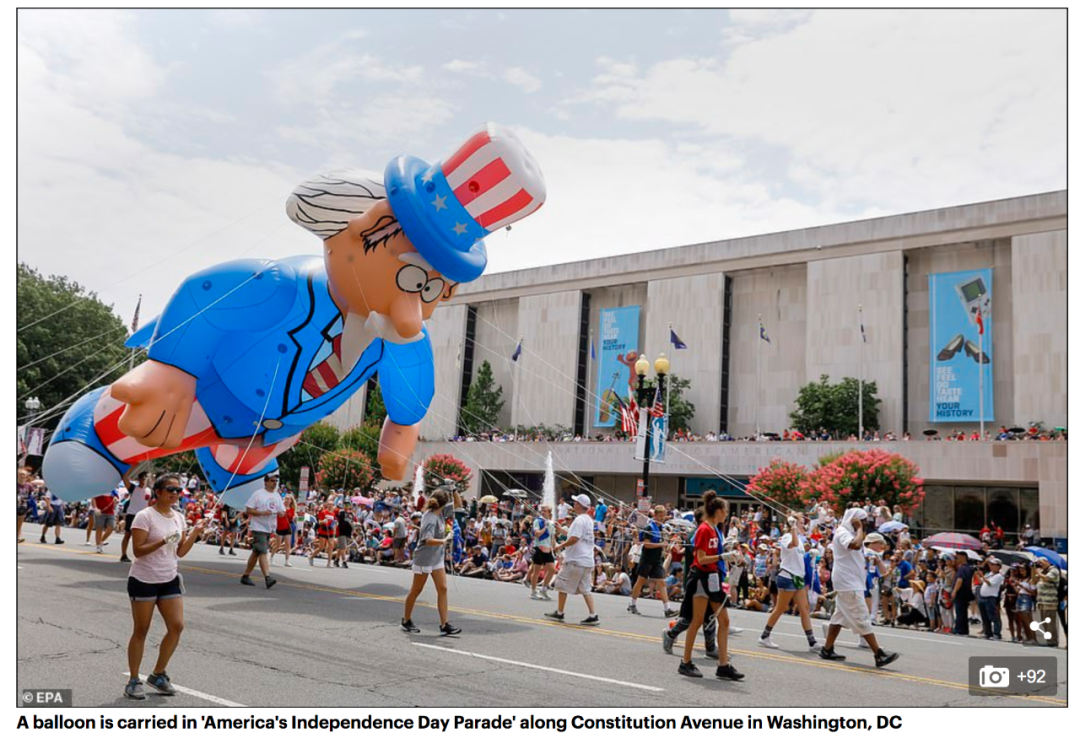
[864,533,886,545]
[264,472,279,481]
[987,557,1002,565]
[571,493,591,508]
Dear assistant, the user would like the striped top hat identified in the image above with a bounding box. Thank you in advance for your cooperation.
[385,123,546,284]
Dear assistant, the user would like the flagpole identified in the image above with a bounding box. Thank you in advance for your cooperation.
[586,328,593,439]
[666,323,673,434]
[756,314,762,439]
[128,294,142,372]
[978,316,984,442]
[858,304,864,443]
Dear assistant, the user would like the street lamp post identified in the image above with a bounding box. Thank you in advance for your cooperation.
[634,354,669,502]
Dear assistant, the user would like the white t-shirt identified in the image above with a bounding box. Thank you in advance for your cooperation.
[563,513,595,567]
[127,485,152,515]
[830,527,867,593]
[980,571,1005,598]
[779,533,806,577]
[556,502,570,520]
[245,489,285,534]
[129,507,186,584]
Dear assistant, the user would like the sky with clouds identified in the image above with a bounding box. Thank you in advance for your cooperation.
[17,8,1065,322]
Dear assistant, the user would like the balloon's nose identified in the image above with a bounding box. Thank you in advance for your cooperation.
[389,293,423,339]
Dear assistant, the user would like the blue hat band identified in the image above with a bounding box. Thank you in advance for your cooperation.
[385,155,489,284]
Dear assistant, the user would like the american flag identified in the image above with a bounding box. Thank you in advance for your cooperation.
[130,295,142,333]
[620,395,639,435]
[651,398,665,418]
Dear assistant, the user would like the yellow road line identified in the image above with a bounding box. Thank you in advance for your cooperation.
[21,543,1066,706]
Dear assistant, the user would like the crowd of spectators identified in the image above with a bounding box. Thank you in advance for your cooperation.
[438,425,1065,445]
[17,463,1066,649]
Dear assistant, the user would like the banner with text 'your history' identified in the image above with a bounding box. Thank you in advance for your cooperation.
[929,268,993,423]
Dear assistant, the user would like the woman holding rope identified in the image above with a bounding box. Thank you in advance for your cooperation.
[401,486,463,636]
[757,515,821,652]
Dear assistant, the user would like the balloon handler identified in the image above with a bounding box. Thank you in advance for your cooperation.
[44,124,546,506]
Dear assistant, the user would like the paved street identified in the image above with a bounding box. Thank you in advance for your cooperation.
[17,525,1066,709]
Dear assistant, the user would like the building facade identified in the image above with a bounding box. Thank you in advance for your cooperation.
[331,191,1068,542]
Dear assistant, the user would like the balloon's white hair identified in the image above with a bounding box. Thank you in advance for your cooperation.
[285,169,386,240]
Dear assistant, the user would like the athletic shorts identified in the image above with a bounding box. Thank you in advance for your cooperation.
[17,503,28,517]
[635,560,666,581]
[690,568,728,606]
[337,535,351,548]
[124,514,136,529]
[42,510,64,527]
[532,548,555,566]
[128,575,184,602]
[222,517,238,531]
[95,515,116,531]
[413,562,444,575]
[554,563,594,595]
[317,532,332,540]
[276,527,291,537]
[776,573,805,591]
[250,531,271,555]
[392,537,406,551]
[830,590,874,636]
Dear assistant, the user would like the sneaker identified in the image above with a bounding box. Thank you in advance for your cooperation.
[54,539,64,545]
[580,615,600,626]
[333,560,340,568]
[84,540,93,546]
[240,575,255,586]
[228,549,236,556]
[662,629,675,654]
[540,589,552,601]
[874,650,900,668]
[119,555,131,563]
[342,562,348,569]
[728,625,744,635]
[758,636,779,649]
[95,545,104,554]
[819,646,847,661]
[219,549,225,555]
[808,642,823,652]
[678,661,703,678]
[664,608,679,619]
[530,591,543,600]
[627,603,639,615]
[715,663,745,681]
[705,646,719,659]
[309,555,315,566]
[544,611,565,622]
[400,619,420,633]
[284,560,292,567]
[124,678,146,700]
[265,576,277,590]
[439,623,462,636]
[146,672,176,695]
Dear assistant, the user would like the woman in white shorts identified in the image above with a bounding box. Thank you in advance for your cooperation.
[401,487,463,636]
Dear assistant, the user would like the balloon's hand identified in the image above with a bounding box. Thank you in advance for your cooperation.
[378,419,419,481]
[111,360,197,449]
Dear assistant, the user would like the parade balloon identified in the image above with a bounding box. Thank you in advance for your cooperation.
[43,123,546,506]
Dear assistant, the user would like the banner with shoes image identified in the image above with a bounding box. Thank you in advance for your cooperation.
[594,306,640,428]
[929,268,993,422]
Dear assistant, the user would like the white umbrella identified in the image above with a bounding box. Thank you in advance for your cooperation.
[933,546,983,561]
[413,462,424,507]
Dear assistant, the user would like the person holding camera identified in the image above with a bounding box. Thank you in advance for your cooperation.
[125,474,207,700]
[976,558,1005,640]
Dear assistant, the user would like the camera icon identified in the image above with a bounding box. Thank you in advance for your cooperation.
[978,665,1010,689]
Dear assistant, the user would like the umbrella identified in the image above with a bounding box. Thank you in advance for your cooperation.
[664,518,696,532]
[1024,546,1067,570]
[478,495,499,504]
[922,532,982,551]
[933,546,982,561]
[504,489,529,499]
[1007,427,1026,434]
[351,496,374,507]
[988,550,1035,567]
[922,429,939,437]
[878,521,908,534]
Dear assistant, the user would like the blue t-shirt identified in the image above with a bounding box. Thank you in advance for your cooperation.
[533,518,552,548]
[594,502,608,523]
[897,559,913,588]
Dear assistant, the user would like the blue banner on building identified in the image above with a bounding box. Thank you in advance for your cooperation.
[594,306,640,428]
[929,268,993,422]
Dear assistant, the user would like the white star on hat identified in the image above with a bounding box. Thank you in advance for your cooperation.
[432,194,447,212]
[452,222,468,236]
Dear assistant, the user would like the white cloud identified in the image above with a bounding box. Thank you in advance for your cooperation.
[504,66,542,93]
[563,10,1065,213]
[275,94,456,151]
[205,9,264,28]
[443,59,489,77]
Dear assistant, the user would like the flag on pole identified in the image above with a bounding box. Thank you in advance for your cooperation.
[511,339,522,362]
[590,339,596,361]
[130,295,142,333]
[670,328,688,350]
[759,321,771,344]
[651,397,665,418]
[619,392,639,435]
[860,320,867,343]
[975,307,984,335]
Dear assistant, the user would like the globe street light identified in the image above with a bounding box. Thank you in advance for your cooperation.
[634,353,669,505]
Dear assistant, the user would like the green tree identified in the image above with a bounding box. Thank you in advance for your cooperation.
[316,449,377,492]
[642,374,695,433]
[790,374,880,437]
[460,360,504,435]
[275,422,341,489]
[423,453,472,490]
[17,263,133,430]
[365,378,387,425]
[341,420,382,471]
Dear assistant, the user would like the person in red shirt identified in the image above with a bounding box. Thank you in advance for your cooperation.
[310,502,337,567]
[91,489,119,553]
[679,491,743,682]
[272,492,297,567]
